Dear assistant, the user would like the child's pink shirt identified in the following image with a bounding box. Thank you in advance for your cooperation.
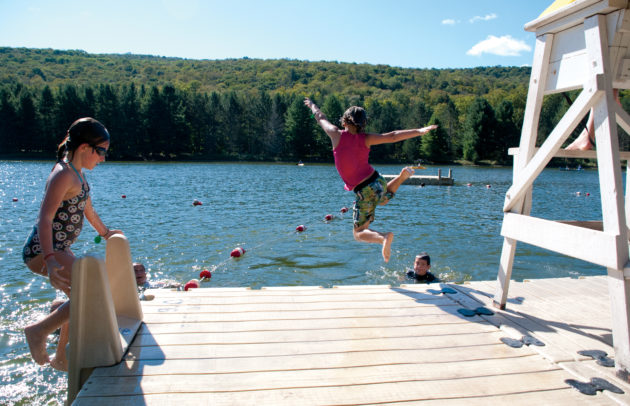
[333,130,375,191]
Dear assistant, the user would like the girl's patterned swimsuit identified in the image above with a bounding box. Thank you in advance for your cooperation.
[22,164,90,263]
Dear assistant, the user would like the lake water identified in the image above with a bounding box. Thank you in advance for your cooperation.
[0,160,609,404]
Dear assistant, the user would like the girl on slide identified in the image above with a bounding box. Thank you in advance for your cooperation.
[22,117,122,371]
[304,98,437,262]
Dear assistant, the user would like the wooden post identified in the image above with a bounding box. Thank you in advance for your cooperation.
[494,33,553,309]
[583,13,630,382]
[437,169,442,180]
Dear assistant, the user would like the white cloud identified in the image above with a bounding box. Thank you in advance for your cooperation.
[469,13,497,23]
[442,19,458,25]
[466,35,532,57]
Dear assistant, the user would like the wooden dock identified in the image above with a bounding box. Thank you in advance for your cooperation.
[383,168,454,186]
[73,276,630,405]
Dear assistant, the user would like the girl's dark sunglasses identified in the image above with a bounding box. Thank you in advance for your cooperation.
[91,145,108,157]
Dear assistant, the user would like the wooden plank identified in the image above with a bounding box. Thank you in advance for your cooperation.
[473,279,612,345]
[141,298,454,317]
[140,306,463,324]
[507,146,630,159]
[140,312,470,334]
[124,331,510,361]
[559,359,630,405]
[74,369,601,405]
[80,356,560,397]
[451,282,584,362]
[141,290,450,306]
[74,388,613,406]
[93,344,527,377]
[501,213,621,269]
[133,323,498,347]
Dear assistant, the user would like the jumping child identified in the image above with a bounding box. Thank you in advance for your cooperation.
[22,117,121,371]
[304,98,437,262]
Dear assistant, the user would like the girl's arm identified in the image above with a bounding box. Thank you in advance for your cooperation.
[304,98,342,148]
[84,197,122,240]
[366,125,438,146]
[37,169,75,290]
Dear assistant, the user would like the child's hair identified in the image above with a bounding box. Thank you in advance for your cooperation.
[341,106,367,133]
[56,117,110,162]
[416,252,431,265]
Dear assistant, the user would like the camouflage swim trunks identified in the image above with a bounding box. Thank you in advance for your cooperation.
[353,175,394,228]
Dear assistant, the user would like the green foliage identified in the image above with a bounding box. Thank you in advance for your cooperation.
[462,97,499,163]
[421,117,451,163]
[0,46,536,163]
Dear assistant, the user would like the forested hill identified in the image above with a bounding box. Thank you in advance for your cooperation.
[0,46,557,163]
[0,47,530,97]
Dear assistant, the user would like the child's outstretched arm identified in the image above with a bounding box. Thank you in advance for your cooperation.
[366,125,438,146]
[304,98,341,147]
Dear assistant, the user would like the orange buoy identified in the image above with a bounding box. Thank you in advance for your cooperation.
[230,247,246,258]
[340,207,349,213]
[199,269,212,281]
[184,279,200,291]
[324,214,333,221]
[296,225,306,232]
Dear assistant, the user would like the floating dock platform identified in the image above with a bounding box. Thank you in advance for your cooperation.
[73,276,630,405]
[383,168,454,186]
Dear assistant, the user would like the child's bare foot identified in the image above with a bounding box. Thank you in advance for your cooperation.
[382,232,394,262]
[50,355,68,371]
[24,324,50,365]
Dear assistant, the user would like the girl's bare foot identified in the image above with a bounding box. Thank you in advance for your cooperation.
[24,324,50,365]
[382,232,394,262]
[50,355,68,371]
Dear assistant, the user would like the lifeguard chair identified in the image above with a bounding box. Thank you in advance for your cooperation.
[494,0,630,381]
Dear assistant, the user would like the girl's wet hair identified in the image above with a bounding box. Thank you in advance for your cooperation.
[56,117,110,162]
[341,106,367,133]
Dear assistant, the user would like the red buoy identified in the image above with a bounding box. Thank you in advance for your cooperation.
[193,199,202,206]
[466,183,472,187]
[121,195,127,199]
[586,192,590,196]
[12,198,18,202]
[296,225,306,232]
[324,214,333,221]
[184,279,200,291]
[230,247,246,258]
[340,207,349,213]
[199,269,212,281]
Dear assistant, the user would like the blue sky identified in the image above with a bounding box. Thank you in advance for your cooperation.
[0,0,555,69]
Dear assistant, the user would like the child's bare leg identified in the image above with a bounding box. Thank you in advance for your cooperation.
[24,301,70,366]
[353,224,394,262]
[51,322,69,371]
[386,167,414,195]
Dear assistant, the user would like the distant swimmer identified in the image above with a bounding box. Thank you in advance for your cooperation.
[304,97,437,262]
